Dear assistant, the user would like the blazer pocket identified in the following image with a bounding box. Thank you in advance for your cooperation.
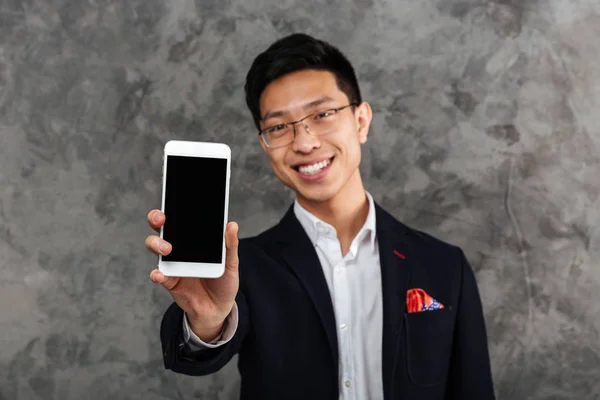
[404,308,454,387]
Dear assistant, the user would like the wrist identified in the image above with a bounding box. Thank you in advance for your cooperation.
[189,317,226,342]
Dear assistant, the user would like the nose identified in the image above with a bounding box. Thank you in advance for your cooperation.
[291,122,320,153]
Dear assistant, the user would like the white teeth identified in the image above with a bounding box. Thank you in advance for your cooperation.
[298,159,331,175]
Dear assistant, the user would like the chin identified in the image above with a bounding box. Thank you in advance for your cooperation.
[279,167,343,203]
[295,184,339,204]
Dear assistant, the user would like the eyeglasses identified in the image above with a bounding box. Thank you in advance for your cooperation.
[258,103,358,148]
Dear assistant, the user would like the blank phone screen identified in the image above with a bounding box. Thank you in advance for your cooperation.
[162,155,227,263]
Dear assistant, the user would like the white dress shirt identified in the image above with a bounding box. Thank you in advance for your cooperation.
[183,191,384,400]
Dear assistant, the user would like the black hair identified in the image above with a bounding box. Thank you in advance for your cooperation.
[244,33,362,130]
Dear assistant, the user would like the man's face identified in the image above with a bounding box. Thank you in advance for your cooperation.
[258,69,372,204]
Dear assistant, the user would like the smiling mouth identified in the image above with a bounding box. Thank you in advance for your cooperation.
[293,157,334,175]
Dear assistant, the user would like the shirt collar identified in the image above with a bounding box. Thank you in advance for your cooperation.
[293,191,377,255]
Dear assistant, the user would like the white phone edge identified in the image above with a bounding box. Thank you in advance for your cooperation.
[158,140,231,278]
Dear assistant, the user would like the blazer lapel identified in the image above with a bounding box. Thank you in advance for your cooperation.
[376,204,412,399]
[275,206,339,368]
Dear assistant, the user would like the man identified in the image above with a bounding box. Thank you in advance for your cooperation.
[145,33,495,399]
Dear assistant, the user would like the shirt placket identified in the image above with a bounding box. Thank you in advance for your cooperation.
[320,230,355,399]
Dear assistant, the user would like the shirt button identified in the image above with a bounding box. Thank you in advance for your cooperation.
[345,380,352,388]
[340,324,347,330]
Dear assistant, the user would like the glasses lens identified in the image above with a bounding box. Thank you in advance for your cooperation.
[306,109,340,135]
[263,125,294,148]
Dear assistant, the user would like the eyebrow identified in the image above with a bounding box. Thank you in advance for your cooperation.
[261,96,336,123]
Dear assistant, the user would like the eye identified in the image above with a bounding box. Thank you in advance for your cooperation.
[315,110,334,120]
[266,124,287,135]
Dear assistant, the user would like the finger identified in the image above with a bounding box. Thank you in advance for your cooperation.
[224,221,239,272]
[147,209,166,233]
[150,269,178,291]
[144,235,172,256]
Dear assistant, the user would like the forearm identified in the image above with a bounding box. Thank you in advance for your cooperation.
[160,290,249,376]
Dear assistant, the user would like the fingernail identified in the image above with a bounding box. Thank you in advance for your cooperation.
[152,212,160,224]
[158,242,169,254]
[150,271,157,281]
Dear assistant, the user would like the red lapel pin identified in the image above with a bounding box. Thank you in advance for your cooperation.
[393,249,406,260]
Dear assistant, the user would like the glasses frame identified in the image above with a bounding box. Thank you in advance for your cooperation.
[258,103,359,148]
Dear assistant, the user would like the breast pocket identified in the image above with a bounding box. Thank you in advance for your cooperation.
[404,308,455,387]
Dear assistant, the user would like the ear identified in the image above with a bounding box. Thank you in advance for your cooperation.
[355,101,373,144]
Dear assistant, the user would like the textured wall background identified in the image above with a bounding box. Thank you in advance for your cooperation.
[1,0,599,399]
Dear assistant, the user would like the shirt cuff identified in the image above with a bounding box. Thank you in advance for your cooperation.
[182,301,239,351]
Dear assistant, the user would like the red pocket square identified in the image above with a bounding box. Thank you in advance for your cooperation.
[406,288,445,313]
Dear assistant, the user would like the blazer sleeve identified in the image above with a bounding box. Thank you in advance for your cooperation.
[160,287,250,376]
[445,249,496,399]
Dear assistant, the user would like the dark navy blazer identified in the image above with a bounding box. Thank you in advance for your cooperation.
[160,203,495,399]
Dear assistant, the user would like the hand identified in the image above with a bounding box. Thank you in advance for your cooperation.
[145,210,239,342]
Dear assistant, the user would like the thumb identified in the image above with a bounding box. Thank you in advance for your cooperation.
[224,221,239,272]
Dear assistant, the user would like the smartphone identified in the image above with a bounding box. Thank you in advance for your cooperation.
[158,140,231,278]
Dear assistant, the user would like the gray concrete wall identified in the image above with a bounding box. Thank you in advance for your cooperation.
[1,0,599,399]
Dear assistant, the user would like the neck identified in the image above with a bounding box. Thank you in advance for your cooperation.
[296,170,369,255]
